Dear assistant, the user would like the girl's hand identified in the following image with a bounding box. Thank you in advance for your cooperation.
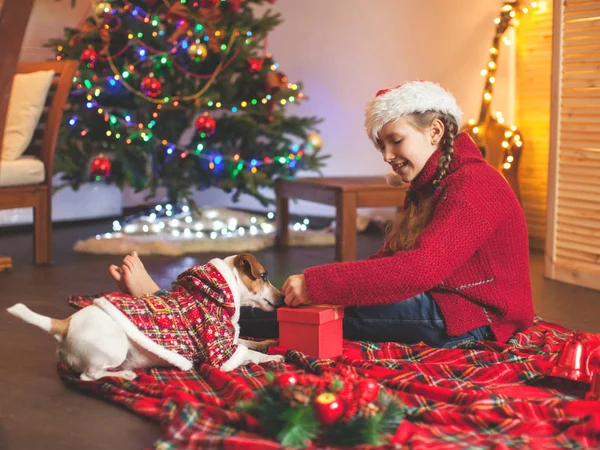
[282,274,310,307]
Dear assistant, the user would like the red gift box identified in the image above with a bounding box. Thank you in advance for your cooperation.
[277,304,344,359]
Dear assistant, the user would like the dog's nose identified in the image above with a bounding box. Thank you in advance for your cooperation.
[276,292,285,306]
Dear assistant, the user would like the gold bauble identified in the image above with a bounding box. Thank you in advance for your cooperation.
[265,71,286,93]
[306,131,322,150]
[188,43,208,62]
[95,1,111,20]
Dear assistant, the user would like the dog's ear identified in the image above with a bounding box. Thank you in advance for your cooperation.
[234,253,263,280]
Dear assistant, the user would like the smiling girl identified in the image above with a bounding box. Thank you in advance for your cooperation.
[279,81,534,347]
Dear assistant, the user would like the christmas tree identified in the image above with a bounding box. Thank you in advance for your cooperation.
[48,0,326,206]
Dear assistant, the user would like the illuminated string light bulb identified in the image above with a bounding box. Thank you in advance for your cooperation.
[523,7,529,13]
[502,141,509,148]
[489,76,496,84]
[484,92,492,101]
[481,69,488,76]
[503,162,511,169]
[498,117,505,124]
[503,36,512,46]
[504,130,513,138]
[488,61,496,69]
[507,155,514,163]
[473,126,480,134]
[494,17,501,24]
[468,119,475,125]
[490,47,498,55]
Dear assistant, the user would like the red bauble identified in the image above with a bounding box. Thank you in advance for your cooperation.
[273,373,298,388]
[199,0,218,7]
[246,58,263,74]
[195,114,216,135]
[356,379,380,402]
[314,393,344,425]
[228,0,244,13]
[141,77,162,98]
[80,48,98,67]
[90,155,111,178]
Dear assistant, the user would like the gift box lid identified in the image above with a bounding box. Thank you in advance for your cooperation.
[277,304,344,324]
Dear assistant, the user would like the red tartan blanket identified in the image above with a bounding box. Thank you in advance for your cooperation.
[60,295,600,449]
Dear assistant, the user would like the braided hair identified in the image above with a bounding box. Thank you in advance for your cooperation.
[384,112,459,252]
[432,114,459,186]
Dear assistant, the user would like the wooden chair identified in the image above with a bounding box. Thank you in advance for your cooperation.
[0,59,79,264]
[0,0,33,270]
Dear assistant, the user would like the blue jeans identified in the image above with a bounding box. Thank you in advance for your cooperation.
[239,293,492,348]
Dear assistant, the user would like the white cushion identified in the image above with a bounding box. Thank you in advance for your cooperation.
[0,156,45,187]
[1,70,55,161]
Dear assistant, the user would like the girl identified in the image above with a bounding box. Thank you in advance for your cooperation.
[274,80,534,347]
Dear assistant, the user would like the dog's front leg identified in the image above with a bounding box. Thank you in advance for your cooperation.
[80,369,137,381]
[244,349,285,365]
[238,338,277,352]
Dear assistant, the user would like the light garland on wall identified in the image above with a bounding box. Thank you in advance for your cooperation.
[464,1,545,171]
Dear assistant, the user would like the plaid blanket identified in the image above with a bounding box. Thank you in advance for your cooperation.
[60,295,600,449]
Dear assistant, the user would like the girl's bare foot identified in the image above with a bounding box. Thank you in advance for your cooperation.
[121,251,161,297]
[109,264,128,293]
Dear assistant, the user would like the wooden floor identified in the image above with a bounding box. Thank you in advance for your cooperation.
[1,219,599,450]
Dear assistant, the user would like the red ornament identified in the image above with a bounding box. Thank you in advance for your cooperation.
[195,113,216,136]
[141,77,162,98]
[80,48,98,67]
[356,379,380,403]
[273,373,298,388]
[228,0,244,13]
[314,393,344,425]
[90,154,111,178]
[246,58,263,74]
[199,0,218,7]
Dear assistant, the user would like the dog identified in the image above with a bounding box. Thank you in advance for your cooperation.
[7,253,285,380]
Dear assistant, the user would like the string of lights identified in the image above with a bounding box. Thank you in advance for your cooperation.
[464,1,545,170]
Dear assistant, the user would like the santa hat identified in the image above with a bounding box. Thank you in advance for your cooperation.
[365,81,462,145]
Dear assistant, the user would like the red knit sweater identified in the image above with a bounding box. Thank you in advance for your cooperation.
[304,133,534,343]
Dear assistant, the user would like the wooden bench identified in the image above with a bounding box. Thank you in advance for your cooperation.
[275,177,407,262]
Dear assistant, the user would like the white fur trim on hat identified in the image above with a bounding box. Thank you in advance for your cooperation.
[365,81,462,146]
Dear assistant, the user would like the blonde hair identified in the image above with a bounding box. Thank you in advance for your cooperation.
[384,111,459,252]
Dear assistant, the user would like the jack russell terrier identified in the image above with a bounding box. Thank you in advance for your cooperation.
[7,253,285,381]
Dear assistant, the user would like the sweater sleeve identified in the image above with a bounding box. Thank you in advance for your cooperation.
[367,245,391,260]
[304,188,507,306]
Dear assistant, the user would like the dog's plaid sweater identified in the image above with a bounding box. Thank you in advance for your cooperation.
[99,262,238,369]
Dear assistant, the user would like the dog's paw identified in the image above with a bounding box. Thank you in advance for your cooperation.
[252,339,278,352]
[264,354,285,364]
[239,338,278,352]
[116,370,138,380]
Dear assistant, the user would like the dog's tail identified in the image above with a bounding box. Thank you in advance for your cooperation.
[7,303,70,342]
